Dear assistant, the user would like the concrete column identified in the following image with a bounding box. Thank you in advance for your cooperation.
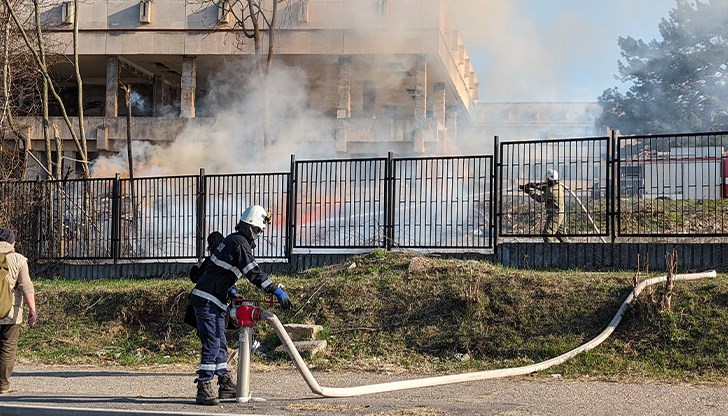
[446,108,458,153]
[432,83,446,149]
[153,75,167,116]
[433,83,446,125]
[450,30,459,52]
[180,56,197,118]
[105,56,119,117]
[413,55,427,153]
[363,80,376,118]
[336,55,351,152]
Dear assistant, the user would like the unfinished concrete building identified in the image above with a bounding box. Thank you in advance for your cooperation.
[17,0,480,177]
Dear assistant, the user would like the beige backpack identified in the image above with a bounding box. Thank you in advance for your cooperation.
[0,249,14,319]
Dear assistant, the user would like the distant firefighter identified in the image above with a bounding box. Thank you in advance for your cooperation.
[521,169,569,243]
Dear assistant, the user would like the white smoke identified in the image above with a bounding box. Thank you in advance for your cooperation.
[91,59,336,177]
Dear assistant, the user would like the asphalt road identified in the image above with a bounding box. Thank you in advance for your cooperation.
[0,363,727,415]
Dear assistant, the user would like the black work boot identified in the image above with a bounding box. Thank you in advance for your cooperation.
[218,373,237,399]
[196,380,219,405]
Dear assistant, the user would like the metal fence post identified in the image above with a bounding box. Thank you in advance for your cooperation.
[195,168,207,260]
[610,130,618,243]
[492,135,500,253]
[384,151,395,250]
[111,174,121,263]
[286,154,297,263]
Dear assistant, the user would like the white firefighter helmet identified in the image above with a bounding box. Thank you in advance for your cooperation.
[545,169,559,182]
[239,205,271,231]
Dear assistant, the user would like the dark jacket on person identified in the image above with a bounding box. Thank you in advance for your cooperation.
[189,232,278,310]
[530,182,565,213]
[189,257,211,283]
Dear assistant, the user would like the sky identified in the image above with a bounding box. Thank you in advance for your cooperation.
[452,0,677,103]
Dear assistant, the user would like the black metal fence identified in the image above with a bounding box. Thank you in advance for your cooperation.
[294,157,387,249]
[292,154,494,250]
[497,131,728,241]
[617,132,728,237]
[3,131,728,267]
[0,154,494,263]
[391,155,492,249]
[498,136,610,240]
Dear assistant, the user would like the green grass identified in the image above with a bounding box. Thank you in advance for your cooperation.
[17,252,728,383]
[20,278,200,366]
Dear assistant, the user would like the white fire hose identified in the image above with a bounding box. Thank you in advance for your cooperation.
[262,270,716,398]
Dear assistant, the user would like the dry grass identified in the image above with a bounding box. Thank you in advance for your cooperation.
[17,251,728,383]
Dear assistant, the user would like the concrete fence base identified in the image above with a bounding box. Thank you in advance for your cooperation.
[50,243,727,279]
[496,243,728,272]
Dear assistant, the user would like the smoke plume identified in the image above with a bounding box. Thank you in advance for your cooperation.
[91,60,336,177]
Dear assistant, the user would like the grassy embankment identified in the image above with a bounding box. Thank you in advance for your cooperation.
[18,250,728,383]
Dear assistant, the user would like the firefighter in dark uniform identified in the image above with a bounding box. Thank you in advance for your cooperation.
[525,169,569,243]
[189,205,293,405]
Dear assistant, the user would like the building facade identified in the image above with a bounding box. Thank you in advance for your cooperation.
[17,0,480,176]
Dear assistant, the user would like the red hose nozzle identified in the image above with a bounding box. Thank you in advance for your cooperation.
[235,303,263,327]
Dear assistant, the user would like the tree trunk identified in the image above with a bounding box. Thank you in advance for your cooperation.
[34,0,53,178]
[124,86,138,229]
[73,0,88,177]
[53,123,65,258]
[261,0,279,148]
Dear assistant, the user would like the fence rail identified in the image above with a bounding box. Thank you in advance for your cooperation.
[3,131,728,266]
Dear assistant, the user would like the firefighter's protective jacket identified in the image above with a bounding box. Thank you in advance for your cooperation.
[190,232,278,310]
[530,182,565,213]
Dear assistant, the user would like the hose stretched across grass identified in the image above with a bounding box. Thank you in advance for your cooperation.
[264,270,716,397]
[560,182,607,243]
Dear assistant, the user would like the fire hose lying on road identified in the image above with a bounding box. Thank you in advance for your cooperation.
[232,270,716,400]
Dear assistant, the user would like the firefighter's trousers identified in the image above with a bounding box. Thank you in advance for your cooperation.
[194,302,231,382]
[543,211,569,243]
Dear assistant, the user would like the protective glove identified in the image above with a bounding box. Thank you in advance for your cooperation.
[228,286,243,302]
[273,287,293,310]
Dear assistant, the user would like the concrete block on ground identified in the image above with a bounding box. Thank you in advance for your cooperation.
[284,323,324,341]
[276,340,328,358]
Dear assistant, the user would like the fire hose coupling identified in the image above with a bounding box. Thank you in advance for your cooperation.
[232,302,263,327]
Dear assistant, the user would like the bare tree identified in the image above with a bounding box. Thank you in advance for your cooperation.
[32,0,49,176]
[198,0,296,147]
[0,1,39,180]
[2,0,89,177]
[71,0,87,170]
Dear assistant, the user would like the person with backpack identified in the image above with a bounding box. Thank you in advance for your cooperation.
[0,228,37,394]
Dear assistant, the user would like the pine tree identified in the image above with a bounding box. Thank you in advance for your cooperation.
[598,0,728,134]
